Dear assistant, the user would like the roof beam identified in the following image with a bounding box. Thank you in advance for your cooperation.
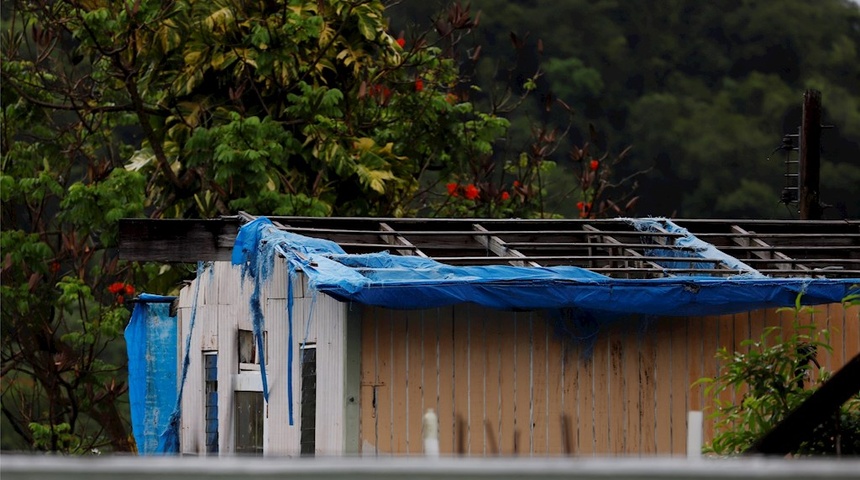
[472,224,541,267]
[583,224,667,277]
[379,222,428,257]
[730,225,810,274]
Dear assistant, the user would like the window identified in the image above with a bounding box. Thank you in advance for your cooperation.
[238,329,267,372]
[235,329,266,455]
[204,352,218,455]
[300,344,316,456]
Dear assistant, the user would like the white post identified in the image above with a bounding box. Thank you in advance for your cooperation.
[687,410,703,459]
[423,409,439,457]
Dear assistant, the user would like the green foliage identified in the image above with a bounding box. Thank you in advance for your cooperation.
[698,301,860,455]
[4,0,592,453]
[29,423,82,454]
[389,0,860,218]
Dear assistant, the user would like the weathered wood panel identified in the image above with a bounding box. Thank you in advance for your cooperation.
[358,303,376,454]
[497,314,517,455]
[577,343,596,456]
[379,310,395,454]
[406,311,424,455]
[484,312,502,455]
[390,310,409,454]
[638,323,657,455]
[359,303,859,457]
[513,313,532,455]
[608,327,625,455]
[436,307,455,455]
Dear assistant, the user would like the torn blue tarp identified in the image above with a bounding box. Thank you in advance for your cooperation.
[126,293,177,455]
[232,217,859,318]
[156,262,204,454]
[625,218,764,277]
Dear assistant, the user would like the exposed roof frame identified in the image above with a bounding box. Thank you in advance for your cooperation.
[730,224,811,275]
[379,222,428,257]
[472,224,541,267]
[117,214,860,278]
[582,224,668,275]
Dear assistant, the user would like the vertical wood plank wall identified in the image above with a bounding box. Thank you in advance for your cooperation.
[359,303,860,456]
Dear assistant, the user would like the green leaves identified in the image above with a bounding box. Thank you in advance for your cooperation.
[60,169,146,247]
[56,276,94,310]
[1,0,523,452]
[699,295,857,455]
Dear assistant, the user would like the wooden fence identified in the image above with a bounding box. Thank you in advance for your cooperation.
[359,303,860,456]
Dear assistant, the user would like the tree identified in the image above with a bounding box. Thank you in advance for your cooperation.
[1,0,647,452]
[0,0,486,451]
[390,0,860,219]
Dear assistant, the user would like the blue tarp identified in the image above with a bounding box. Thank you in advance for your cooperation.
[126,294,177,455]
[232,217,859,317]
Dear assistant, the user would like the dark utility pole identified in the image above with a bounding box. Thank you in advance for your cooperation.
[799,90,822,220]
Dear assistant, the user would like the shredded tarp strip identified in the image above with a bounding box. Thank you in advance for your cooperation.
[232,217,859,318]
[157,261,204,454]
[126,293,177,455]
[286,263,295,425]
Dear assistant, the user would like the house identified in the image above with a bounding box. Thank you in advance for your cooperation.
[120,214,860,457]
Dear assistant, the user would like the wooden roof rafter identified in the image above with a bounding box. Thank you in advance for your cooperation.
[378,222,429,258]
[582,224,668,278]
[730,224,810,275]
[472,223,541,267]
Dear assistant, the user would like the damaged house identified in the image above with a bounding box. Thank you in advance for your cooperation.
[120,215,860,456]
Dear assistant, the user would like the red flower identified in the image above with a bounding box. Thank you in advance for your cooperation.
[500,191,510,201]
[415,78,424,92]
[108,282,126,294]
[590,159,599,171]
[116,295,124,304]
[513,180,521,187]
[124,284,135,295]
[576,201,585,210]
[369,84,392,103]
[446,183,459,197]
[396,37,405,48]
[464,184,480,200]
[50,262,60,273]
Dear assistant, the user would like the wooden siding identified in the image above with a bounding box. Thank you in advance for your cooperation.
[359,303,860,456]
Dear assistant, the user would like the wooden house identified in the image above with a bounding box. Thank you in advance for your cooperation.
[120,215,860,457]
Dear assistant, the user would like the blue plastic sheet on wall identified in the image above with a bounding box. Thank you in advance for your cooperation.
[126,293,177,455]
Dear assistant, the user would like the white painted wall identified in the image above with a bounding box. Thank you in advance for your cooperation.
[178,258,350,457]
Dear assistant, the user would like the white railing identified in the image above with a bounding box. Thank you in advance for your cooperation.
[3,455,860,480]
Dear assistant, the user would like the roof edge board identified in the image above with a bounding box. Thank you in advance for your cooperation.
[472,224,541,267]
[117,218,240,262]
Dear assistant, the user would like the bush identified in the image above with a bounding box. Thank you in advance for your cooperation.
[698,300,860,455]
